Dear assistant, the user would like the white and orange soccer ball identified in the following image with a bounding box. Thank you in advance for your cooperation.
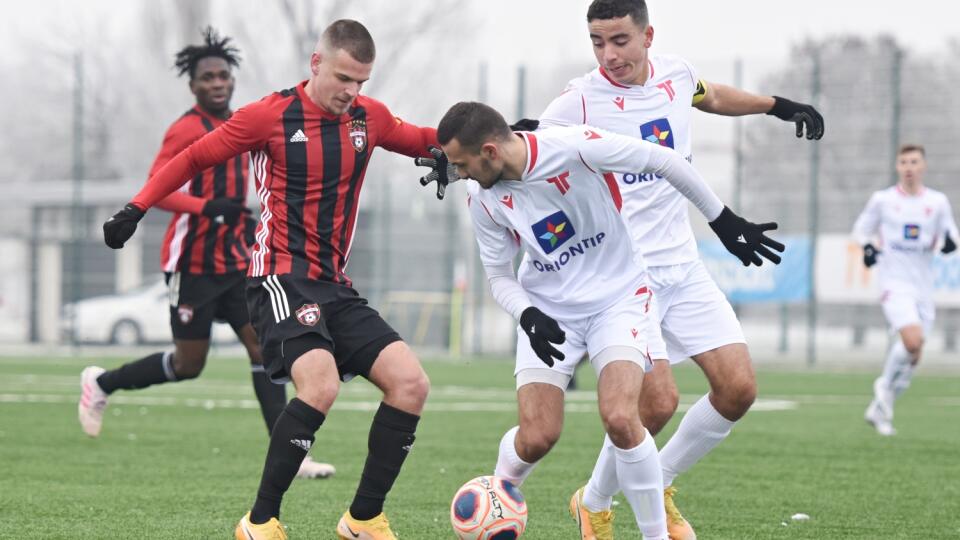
[450,475,527,539]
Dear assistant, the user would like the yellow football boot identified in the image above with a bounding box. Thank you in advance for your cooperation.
[569,486,614,540]
[336,511,397,540]
[664,486,696,540]
[235,512,287,540]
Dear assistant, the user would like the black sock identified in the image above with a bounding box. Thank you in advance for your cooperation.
[250,365,287,433]
[96,352,174,394]
[250,398,325,524]
[349,402,420,521]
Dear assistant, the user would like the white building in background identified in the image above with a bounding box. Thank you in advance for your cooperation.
[0,178,147,343]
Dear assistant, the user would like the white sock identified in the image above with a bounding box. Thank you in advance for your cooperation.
[493,426,537,486]
[892,364,915,399]
[582,434,618,511]
[879,340,911,392]
[660,394,735,488]
[614,431,667,540]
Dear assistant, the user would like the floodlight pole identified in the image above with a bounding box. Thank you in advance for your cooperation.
[71,50,85,348]
[806,47,821,367]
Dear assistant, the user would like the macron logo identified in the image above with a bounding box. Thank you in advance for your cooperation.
[289,129,309,143]
[290,438,312,451]
[737,234,747,244]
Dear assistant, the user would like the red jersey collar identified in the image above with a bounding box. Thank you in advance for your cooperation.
[519,132,539,179]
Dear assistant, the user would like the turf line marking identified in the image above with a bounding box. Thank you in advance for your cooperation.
[0,393,797,413]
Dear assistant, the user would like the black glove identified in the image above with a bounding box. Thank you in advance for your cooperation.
[767,96,825,140]
[510,118,540,132]
[708,206,784,266]
[519,307,566,367]
[862,243,879,267]
[103,203,145,249]
[414,146,459,200]
[942,234,957,254]
[202,197,248,225]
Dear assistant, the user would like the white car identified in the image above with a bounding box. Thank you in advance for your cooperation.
[62,278,237,345]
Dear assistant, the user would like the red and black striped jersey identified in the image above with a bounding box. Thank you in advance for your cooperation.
[152,106,251,275]
[133,81,437,286]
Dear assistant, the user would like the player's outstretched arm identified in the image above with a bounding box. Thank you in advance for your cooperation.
[103,103,268,249]
[851,193,883,265]
[579,128,785,266]
[695,82,824,140]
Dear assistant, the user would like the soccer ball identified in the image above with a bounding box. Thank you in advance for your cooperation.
[450,475,527,539]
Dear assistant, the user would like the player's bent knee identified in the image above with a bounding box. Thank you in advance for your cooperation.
[171,355,206,380]
[716,378,756,419]
[516,428,560,462]
[638,380,678,435]
[600,409,643,447]
[640,401,676,436]
[399,369,431,405]
[903,339,924,357]
[296,379,340,412]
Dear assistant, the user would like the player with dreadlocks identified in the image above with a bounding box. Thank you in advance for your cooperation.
[78,26,335,480]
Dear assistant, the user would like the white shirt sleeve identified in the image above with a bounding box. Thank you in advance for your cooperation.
[577,128,724,221]
[677,57,700,92]
[467,191,531,320]
[485,263,533,321]
[538,87,585,128]
[939,195,960,241]
[852,192,883,245]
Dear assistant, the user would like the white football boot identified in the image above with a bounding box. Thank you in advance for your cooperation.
[78,366,109,437]
[297,455,336,479]
[865,379,897,436]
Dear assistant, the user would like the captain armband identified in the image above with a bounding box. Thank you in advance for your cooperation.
[691,79,708,106]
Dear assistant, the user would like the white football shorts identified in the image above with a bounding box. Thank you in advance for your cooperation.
[515,286,653,390]
[881,289,935,335]
[645,259,746,364]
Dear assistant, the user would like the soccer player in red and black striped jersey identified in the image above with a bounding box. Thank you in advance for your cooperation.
[79,28,334,479]
[103,20,443,539]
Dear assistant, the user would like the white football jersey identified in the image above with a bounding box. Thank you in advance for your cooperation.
[467,126,653,321]
[539,55,703,267]
[852,185,958,297]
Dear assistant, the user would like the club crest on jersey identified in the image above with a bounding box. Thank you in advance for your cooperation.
[639,118,674,149]
[903,224,920,240]
[349,119,367,152]
[177,305,194,324]
[296,303,321,326]
[532,210,576,254]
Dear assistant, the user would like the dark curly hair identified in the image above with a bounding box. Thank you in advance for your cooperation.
[174,26,241,80]
[587,0,649,26]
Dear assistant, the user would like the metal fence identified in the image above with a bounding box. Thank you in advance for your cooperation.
[3,35,958,367]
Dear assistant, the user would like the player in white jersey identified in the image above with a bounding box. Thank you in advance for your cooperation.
[852,144,958,436]
[422,101,782,540]
[528,1,825,538]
